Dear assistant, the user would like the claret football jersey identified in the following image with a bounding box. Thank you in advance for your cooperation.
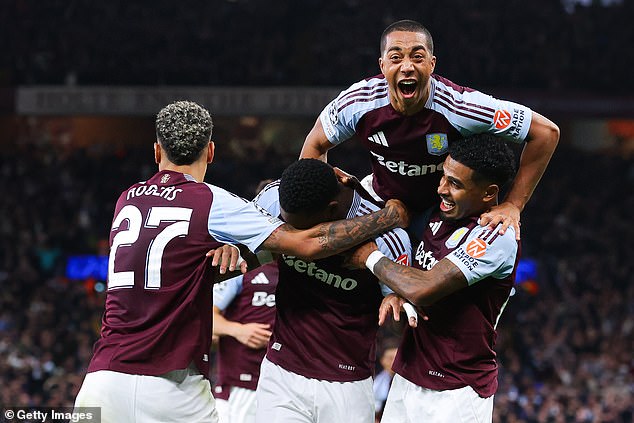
[255,182,411,382]
[88,170,283,378]
[213,262,279,397]
[393,211,520,397]
[319,73,532,211]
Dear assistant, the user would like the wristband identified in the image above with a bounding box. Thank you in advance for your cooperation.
[402,302,418,325]
[365,250,386,274]
[229,244,245,267]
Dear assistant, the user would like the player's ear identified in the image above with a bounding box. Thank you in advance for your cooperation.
[379,57,385,75]
[207,141,215,164]
[430,55,437,72]
[483,184,498,202]
[154,142,161,164]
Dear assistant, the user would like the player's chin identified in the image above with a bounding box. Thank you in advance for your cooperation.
[439,209,459,221]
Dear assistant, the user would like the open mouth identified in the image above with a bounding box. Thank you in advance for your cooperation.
[439,198,455,212]
[398,80,417,98]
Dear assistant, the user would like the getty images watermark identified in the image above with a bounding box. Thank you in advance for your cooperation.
[2,407,100,423]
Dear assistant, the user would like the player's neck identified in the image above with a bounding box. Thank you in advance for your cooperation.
[159,162,206,183]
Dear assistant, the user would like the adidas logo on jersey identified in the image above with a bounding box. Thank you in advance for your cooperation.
[251,272,270,284]
[368,131,389,147]
[429,221,442,235]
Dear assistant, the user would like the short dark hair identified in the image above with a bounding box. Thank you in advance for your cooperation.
[155,100,213,165]
[381,20,434,55]
[448,135,517,188]
[279,159,339,214]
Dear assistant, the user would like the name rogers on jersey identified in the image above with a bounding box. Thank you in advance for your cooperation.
[126,184,182,201]
[370,151,444,176]
[283,256,358,291]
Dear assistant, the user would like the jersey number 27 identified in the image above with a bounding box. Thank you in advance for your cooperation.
[108,205,193,290]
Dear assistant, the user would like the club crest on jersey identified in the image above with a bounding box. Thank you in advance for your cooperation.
[426,133,448,156]
[160,174,171,184]
[445,227,469,249]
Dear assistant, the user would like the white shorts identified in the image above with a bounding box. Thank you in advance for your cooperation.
[74,368,219,423]
[215,386,256,423]
[255,358,375,423]
[381,374,493,423]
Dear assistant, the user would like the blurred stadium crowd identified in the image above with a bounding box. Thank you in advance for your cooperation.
[2,0,631,93]
[1,0,633,421]
[0,121,631,421]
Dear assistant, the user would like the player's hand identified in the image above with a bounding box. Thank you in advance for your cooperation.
[343,241,379,270]
[206,244,248,274]
[379,294,405,326]
[479,202,521,240]
[234,323,272,349]
[378,294,426,327]
[333,167,361,189]
[333,167,382,206]
[385,198,410,228]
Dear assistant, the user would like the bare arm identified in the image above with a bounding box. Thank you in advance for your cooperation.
[351,242,467,307]
[481,111,560,239]
[299,118,333,162]
[212,306,271,349]
[373,257,467,307]
[261,199,409,260]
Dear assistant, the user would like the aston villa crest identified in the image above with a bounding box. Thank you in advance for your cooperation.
[426,133,448,156]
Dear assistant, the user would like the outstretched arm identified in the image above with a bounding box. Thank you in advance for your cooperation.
[300,118,333,162]
[261,199,409,261]
[480,111,559,239]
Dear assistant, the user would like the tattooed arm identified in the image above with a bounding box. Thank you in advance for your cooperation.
[350,242,467,307]
[261,199,409,260]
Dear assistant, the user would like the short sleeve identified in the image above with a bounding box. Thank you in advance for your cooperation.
[446,224,518,286]
[253,180,282,218]
[375,227,411,297]
[206,184,284,253]
[213,275,244,311]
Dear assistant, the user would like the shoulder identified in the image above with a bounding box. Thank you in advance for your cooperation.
[253,180,281,217]
[428,74,496,119]
[356,197,411,262]
[332,75,390,115]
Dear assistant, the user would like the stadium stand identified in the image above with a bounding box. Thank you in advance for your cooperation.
[1,0,632,93]
[0,128,631,420]
[1,1,632,421]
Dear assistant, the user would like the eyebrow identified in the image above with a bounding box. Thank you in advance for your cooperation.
[386,44,429,54]
[446,175,464,187]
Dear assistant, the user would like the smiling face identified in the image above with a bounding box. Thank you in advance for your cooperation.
[437,155,497,221]
[379,30,436,116]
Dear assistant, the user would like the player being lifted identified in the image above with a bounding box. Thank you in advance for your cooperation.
[301,19,559,239]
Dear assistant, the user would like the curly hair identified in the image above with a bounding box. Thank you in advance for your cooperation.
[381,20,434,55]
[279,159,340,214]
[155,100,213,165]
[448,134,517,188]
